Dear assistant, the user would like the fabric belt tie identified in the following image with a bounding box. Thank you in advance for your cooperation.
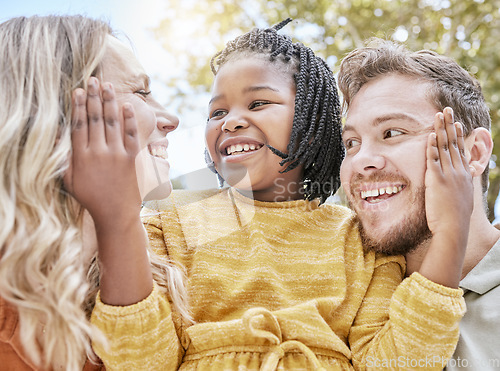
[242,307,326,371]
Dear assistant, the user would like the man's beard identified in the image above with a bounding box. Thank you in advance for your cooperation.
[354,185,432,256]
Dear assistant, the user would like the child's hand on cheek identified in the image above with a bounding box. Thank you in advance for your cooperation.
[424,107,473,239]
[419,107,473,288]
[64,77,152,305]
[64,77,142,225]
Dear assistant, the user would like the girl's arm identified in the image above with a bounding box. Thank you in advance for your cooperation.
[350,258,464,370]
[65,77,152,305]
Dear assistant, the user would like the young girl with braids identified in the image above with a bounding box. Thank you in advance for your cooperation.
[89,19,470,370]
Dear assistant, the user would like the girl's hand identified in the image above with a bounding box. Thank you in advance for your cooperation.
[64,77,141,224]
[419,107,473,287]
[425,107,473,237]
[65,77,153,305]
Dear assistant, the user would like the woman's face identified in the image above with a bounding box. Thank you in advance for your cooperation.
[100,36,179,200]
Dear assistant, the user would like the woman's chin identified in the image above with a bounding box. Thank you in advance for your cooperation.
[136,148,172,201]
[142,181,173,202]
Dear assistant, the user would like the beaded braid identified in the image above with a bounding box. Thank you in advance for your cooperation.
[209,18,344,203]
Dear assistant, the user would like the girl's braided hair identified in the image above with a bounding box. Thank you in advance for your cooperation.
[209,18,344,203]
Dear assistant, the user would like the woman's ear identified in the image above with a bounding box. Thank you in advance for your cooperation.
[465,127,493,178]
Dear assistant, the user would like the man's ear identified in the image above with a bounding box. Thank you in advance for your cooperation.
[465,127,493,177]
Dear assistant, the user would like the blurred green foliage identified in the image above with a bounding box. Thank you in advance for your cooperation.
[155,0,500,219]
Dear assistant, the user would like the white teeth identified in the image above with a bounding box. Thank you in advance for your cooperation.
[361,185,403,201]
[225,143,262,155]
[149,146,168,160]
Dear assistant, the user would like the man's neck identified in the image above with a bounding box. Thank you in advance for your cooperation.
[405,239,430,278]
[460,209,500,277]
[406,206,500,280]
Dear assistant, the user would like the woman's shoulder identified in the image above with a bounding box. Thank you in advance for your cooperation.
[0,296,19,342]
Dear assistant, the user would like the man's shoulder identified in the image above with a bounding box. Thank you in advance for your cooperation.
[460,233,500,294]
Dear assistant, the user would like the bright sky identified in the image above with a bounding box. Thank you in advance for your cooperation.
[0,0,208,178]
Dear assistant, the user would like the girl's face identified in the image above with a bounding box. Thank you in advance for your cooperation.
[206,56,304,202]
[100,36,179,200]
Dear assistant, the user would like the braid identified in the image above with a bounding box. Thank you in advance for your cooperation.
[209,19,344,203]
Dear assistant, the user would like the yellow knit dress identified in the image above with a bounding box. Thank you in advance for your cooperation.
[92,188,465,370]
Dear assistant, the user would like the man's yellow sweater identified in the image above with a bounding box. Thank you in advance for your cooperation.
[92,188,465,370]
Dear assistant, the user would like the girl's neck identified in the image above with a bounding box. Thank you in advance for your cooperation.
[235,183,305,203]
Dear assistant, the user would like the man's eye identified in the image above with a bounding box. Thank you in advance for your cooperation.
[209,109,227,119]
[344,138,360,150]
[249,101,270,109]
[384,129,404,138]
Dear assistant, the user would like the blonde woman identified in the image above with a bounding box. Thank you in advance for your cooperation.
[0,15,187,370]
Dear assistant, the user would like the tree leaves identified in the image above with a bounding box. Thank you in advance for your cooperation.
[154,0,500,218]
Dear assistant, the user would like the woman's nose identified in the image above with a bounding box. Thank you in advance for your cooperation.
[158,110,179,133]
[153,99,179,133]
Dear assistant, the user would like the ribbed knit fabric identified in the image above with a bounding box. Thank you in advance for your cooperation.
[91,188,465,370]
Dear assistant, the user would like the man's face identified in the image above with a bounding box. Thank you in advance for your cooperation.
[340,73,439,255]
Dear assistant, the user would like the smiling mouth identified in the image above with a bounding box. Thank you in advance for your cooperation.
[360,185,404,203]
[225,143,264,156]
[148,145,168,160]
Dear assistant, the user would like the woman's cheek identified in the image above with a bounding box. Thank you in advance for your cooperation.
[135,147,172,201]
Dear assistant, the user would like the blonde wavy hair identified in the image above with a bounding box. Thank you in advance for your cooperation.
[0,15,190,370]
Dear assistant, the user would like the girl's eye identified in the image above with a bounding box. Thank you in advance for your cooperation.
[209,109,227,119]
[384,129,404,139]
[249,100,270,109]
[344,138,360,150]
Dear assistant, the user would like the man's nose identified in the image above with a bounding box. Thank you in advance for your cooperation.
[351,142,386,174]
